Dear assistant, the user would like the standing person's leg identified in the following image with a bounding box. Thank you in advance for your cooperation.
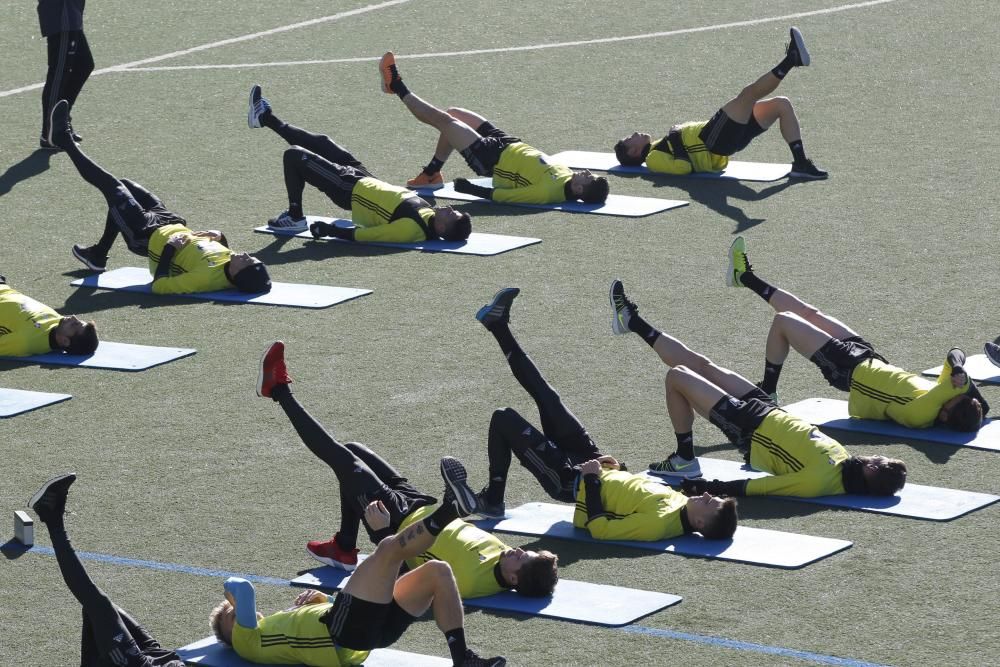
[61,31,94,119]
[40,31,73,147]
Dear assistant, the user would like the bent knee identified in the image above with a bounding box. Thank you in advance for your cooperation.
[283,146,310,165]
[425,559,455,582]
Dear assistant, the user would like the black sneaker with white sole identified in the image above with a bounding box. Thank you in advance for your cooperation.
[72,244,108,272]
[787,26,810,67]
[248,85,272,129]
[29,473,77,524]
[789,159,828,180]
[440,457,479,517]
[475,288,519,330]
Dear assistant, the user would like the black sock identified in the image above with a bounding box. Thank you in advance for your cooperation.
[424,502,459,536]
[739,271,776,303]
[485,476,505,505]
[628,313,661,348]
[760,361,783,395]
[490,322,518,358]
[771,54,795,79]
[788,140,807,163]
[391,76,410,99]
[271,382,292,403]
[675,432,695,460]
[444,628,467,665]
[288,202,303,219]
[94,217,117,257]
[424,156,445,175]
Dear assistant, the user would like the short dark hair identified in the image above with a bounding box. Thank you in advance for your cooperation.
[230,261,272,293]
[64,321,98,355]
[700,498,738,540]
[439,211,472,241]
[514,550,559,597]
[614,139,644,167]
[858,456,908,496]
[941,395,983,432]
[580,176,609,203]
[209,600,232,645]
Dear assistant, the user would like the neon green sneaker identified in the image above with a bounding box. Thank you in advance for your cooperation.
[727,236,749,288]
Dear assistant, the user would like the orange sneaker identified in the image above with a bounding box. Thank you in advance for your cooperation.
[379,52,398,94]
[407,171,444,188]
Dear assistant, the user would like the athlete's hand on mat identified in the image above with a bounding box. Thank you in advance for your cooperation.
[597,455,621,470]
[579,459,602,477]
[680,478,709,496]
[452,177,474,193]
[293,589,328,607]
[167,233,189,248]
[365,500,391,530]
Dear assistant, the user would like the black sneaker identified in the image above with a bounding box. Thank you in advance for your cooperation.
[39,135,62,151]
[461,649,507,667]
[789,159,828,180]
[609,279,638,335]
[72,244,108,272]
[475,288,519,330]
[787,26,810,67]
[985,342,1000,369]
[49,100,74,150]
[248,84,272,129]
[440,457,479,517]
[29,473,77,524]
[475,489,506,519]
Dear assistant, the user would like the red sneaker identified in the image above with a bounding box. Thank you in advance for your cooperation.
[407,171,444,188]
[256,341,292,398]
[379,52,398,94]
[306,533,359,571]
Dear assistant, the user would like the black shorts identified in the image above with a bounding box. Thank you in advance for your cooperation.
[708,388,778,453]
[107,185,186,256]
[322,593,417,651]
[810,336,878,392]
[459,121,521,176]
[698,109,767,156]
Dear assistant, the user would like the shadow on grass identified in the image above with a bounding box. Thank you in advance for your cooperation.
[0,150,54,198]
[1,539,31,560]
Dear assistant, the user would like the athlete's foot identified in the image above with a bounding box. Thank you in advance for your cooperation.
[379,51,399,94]
[440,457,479,517]
[72,244,108,272]
[648,452,702,479]
[39,134,62,151]
[267,210,307,232]
[727,236,750,287]
[49,100,74,150]
[475,489,506,519]
[789,159,828,180]
[407,171,444,188]
[985,342,1000,369]
[460,649,507,667]
[306,533,360,571]
[475,288,520,330]
[609,279,639,335]
[257,341,292,398]
[787,26,810,67]
[248,84,272,129]
[29,473,77,524]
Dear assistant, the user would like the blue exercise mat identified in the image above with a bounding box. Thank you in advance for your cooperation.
[783,397,1000,453]
[474,502,850,569]
[650,456,999,521]
[414,179,688,217]
[923,354,1000,385]
[1,341,195,371]
[256,218,541,256]
[0,388,71,418]
[176,636,449,666]
[291,565,682,626]
[547,150,792,181]
[71,267,371,309]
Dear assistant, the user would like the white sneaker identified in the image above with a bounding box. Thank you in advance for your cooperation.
[267,210,307,232]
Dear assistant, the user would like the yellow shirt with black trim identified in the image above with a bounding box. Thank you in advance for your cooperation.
[350,177,436,243]
[645,122,729,175]
[232,602,369,666]
[147,224,233,295]
[491,142,573,204]
[0,284,61,356]
[572,469,687,541]
[744,409,848,497]
[398,505,510,599]
[848,356,968,428]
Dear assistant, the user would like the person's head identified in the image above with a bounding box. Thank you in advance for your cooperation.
[432,206,472,241]
[52,315,99,355]
[854,455,908,496]
[568,170,609,203]
[938,394,983,432]
[685,493,739,539]
[225,253,271,293]
[613,132,653,166]
[499,547,559,597]
[209,600,236,646]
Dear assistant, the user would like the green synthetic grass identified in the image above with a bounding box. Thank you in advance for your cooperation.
[2,1,999,665]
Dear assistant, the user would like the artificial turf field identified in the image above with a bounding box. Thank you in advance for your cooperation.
[2,1,999,665]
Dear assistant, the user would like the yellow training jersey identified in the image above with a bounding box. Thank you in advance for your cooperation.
[848,357,968,428]
[645,122,729,175]
[350,177,436,243]
[399,506,510,599]
[147,224,233,294]
[492,143,573,204]
[0,284,61,356]
[232,603,369,666]
[572,469,687,541]
[745,410,848,497]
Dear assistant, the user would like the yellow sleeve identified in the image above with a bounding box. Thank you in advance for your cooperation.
[645,150,694,175]
[584,512,676,541]
[491,183,562,204]
[745,472,829,498]
[151,272,221,295]
[896,378,967,428]
[353,219,425,244]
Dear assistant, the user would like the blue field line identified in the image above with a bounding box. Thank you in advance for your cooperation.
[22,545,889,666]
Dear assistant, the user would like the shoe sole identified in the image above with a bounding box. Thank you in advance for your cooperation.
[72,247,107,273]
[29,473,76,511]
[477,508,506,519]
[440,457,478,515]
[726,237,745,287]
[379,53,396,94]
[248,85,261,128]
[647,467,702,480]
[790,27,810,66]
[256,342,283,397]
[407,181,444,190]
[305,546,358,572]
[475,288,519,326]
[609,280,628,335]
[788,170,828,180]
[267,222,308,232]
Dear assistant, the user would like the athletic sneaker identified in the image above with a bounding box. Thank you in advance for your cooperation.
[306,533,360,571]
[379,52,399,94]
[29,473,77,524]
[440,456,479,517]
[72,244,107,272]
[475,489,506,519]
[648,453,702,479]
[257,341,292,398]
[727,236,749,288]
[609,279,638,335]
[267,210,308,232]
[787,26,810,67]
[985,342,1000,369]
[49,100,74,150]
[460,649,507,667]
[248,84,272,129]
[475,288,520,330]
[407,171,444,188]
[39,135,62,151]
[789,159,828,180]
